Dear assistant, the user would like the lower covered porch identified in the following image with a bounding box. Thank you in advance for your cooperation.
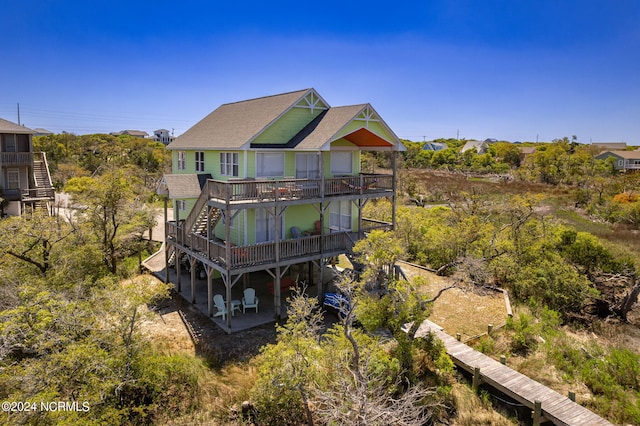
[156,255,343,333]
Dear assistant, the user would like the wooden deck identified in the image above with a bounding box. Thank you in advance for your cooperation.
[415,320,614,426]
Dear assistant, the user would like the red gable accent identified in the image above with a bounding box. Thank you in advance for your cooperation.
[343,128,393,147]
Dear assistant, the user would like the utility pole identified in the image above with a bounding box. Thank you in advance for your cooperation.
[17,103,21,125]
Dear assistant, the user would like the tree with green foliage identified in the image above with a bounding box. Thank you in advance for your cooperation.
[34,133,171,190]
[65,167,156,274]
[252,233,452,425]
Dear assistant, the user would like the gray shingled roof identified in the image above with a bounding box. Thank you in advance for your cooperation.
[168,89,313,150]
[597,150,640,160]
[0,118,34,134]
[159,174,211,198]
[293,104,370,150]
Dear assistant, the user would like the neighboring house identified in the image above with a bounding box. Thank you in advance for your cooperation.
[518,146,537,162]
[111,130,149,138]
[0,118,55,216]
[157,88,405,332]
[152,129,174,145]
[595,150,640,171]
[460,140,489,154]
[592,142,627,151]
[422,141,447,151]
[32,128,54,137]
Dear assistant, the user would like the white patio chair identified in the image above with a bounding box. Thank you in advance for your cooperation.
[242,288,259,313]
[213,294,227,321]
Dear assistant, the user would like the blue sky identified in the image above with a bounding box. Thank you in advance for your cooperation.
[1,1,639,144]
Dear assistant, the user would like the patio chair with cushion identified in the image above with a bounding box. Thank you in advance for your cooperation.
[213,294,228,321]
[242,288,259,313]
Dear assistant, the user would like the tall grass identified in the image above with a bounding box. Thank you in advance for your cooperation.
[161,361,259,425]
[449,383,516,425]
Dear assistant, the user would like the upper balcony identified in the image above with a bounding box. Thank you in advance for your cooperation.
[204,173,394,207]
[0,152,33,166]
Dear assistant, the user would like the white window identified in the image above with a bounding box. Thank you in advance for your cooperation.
[329,200,352,231]
[618,160,624,167]
[331,151,353,175]
[177,151,186,170]
[256,152,284,177]
[295,153,320,179]
[220,152,239,177]
[195,151,205,172]
[7,169,19,189]
[255,208,283,243]
[176,200,186,212]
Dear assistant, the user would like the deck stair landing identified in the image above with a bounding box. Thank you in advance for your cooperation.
[414,320,613,426]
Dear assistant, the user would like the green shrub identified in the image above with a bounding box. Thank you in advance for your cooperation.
[506,313,539,355]
[475,336,495,355]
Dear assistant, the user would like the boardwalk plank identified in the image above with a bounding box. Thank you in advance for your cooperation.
[425,325,614,426]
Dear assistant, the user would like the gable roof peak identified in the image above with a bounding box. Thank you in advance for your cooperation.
[221,88,315,107]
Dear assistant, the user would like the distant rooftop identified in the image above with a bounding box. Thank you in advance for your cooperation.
[591,142,627,150]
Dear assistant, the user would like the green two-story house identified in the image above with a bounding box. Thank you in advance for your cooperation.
[158,88,405,331]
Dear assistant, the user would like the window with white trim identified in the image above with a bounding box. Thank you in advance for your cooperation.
[7,169,19,189]
[330,151,353,175]
[176,200,186,212]
[220,152,239,177]
[329,200,352,231]
[295,153,320,178]
[255,208,284,243]
[256,152,284,177]
[195,151,205,172]
[177,151,186,170]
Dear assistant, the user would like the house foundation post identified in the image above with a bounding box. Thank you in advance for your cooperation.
[176,250,182,292]
[207,267,214,316]
[190,256,197,304]
[391,150,397,230]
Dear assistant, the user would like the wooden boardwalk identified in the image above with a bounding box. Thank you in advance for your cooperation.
[415,320,614,426]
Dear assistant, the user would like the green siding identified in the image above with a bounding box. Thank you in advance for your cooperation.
[253,107,323,145]
[246,209,256,244]
[284,204,320,237]
[173,198,197,220]
[246,151,256,178]
[213,209,246,245]
[172,150,245,179]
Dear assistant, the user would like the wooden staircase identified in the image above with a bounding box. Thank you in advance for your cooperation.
[181,181,223,239]
[167,245,176,266]
[33,160,51,189]
[33,153,54,195]
[191,206,222,236]
[20,153,55,215]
